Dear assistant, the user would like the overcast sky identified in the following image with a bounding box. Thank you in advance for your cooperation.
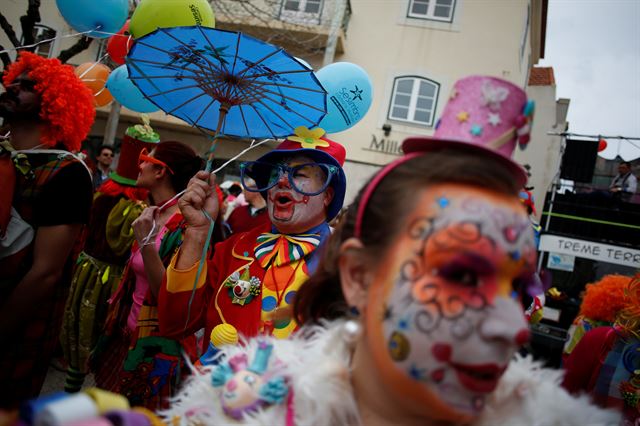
[538,0,640,160]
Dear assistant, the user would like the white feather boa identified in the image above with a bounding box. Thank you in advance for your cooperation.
[163,321,620,426]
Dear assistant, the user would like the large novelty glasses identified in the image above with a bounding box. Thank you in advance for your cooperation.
[240,161,338,196]
[138,148,174,175]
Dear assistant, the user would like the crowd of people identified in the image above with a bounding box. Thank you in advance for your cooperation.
[0,53,637,425]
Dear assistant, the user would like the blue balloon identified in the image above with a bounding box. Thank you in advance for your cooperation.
[294,57,313,70]
[56,0,128,38]
[316,62,373,134]
[106,65,159,113]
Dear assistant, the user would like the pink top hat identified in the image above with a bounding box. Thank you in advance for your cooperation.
[403,76,534,186]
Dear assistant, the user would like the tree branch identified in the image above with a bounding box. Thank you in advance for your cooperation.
[20,0,41,52]
[57,36,93,64]
[0,13,20,47]
[0,44,12,70]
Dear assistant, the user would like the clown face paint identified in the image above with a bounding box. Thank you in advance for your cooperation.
[267,155,331,233]
[365,183,536,420]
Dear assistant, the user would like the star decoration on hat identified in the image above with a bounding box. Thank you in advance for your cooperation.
[488,112,502,127]
[456,111,470,122]
[470,124,483,136]
[287,126,330,149]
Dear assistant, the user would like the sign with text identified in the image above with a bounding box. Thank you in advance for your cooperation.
[539,234,640,268]
[363,135,403,156]
[547,252,575,271]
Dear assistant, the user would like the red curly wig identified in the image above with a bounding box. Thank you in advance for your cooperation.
[3,52,95,151]
[579,274,633,323]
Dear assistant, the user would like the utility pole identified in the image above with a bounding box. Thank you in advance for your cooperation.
[103,101,121,146]
[322,0,347,67]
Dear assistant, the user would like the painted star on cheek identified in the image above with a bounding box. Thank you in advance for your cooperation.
[409,365,427,381]
[436,196,450,209]
[510,250,521,261]
[398,318,410,330]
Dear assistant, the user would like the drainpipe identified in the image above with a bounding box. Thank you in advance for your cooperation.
[322,0,347,67]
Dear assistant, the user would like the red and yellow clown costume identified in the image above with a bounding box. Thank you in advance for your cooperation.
[158,128,346,350]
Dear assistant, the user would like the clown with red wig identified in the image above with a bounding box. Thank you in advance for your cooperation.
[0,52,95,407]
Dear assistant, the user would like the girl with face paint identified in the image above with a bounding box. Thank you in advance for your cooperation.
[295,150,541,424]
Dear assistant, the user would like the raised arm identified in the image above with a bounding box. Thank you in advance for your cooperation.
[176,171,219,269]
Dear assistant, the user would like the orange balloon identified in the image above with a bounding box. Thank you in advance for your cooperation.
[94,86,114,107]
[75,62,113,106]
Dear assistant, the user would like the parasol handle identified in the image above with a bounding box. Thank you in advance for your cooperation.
[205,105,230,172]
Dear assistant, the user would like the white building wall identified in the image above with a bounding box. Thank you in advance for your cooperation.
[514,84,569,220]
[328,0,539,196]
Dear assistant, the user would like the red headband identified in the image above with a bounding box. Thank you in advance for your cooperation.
[354,152,422,238]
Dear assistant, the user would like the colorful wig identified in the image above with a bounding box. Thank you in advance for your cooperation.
[3,52,95,151]
[579,274,632,323]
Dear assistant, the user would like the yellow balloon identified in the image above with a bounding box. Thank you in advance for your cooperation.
[130,0,215,39]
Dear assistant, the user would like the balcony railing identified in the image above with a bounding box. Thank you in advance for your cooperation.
[541,182,640,248]
[212,0,352,58]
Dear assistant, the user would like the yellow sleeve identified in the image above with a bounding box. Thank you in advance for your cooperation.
[166,249,208,293]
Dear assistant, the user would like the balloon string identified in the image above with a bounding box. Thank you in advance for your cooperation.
[78,53,111,78]
[183,209,216,333]
[0,29,116,55]
[138,138,272,245]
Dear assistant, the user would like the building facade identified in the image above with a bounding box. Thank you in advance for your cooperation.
[1,0,549,199]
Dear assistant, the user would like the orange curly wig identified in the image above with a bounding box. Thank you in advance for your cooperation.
[3,52,95,151]
[579,274,633,323]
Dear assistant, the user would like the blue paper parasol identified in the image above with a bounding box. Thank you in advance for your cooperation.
[126,26,327,150]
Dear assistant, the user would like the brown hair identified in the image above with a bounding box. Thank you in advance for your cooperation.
[294,149,521,325]
[153,141,203,193]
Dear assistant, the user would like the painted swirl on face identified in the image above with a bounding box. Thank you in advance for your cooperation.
[378,188,536,416]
